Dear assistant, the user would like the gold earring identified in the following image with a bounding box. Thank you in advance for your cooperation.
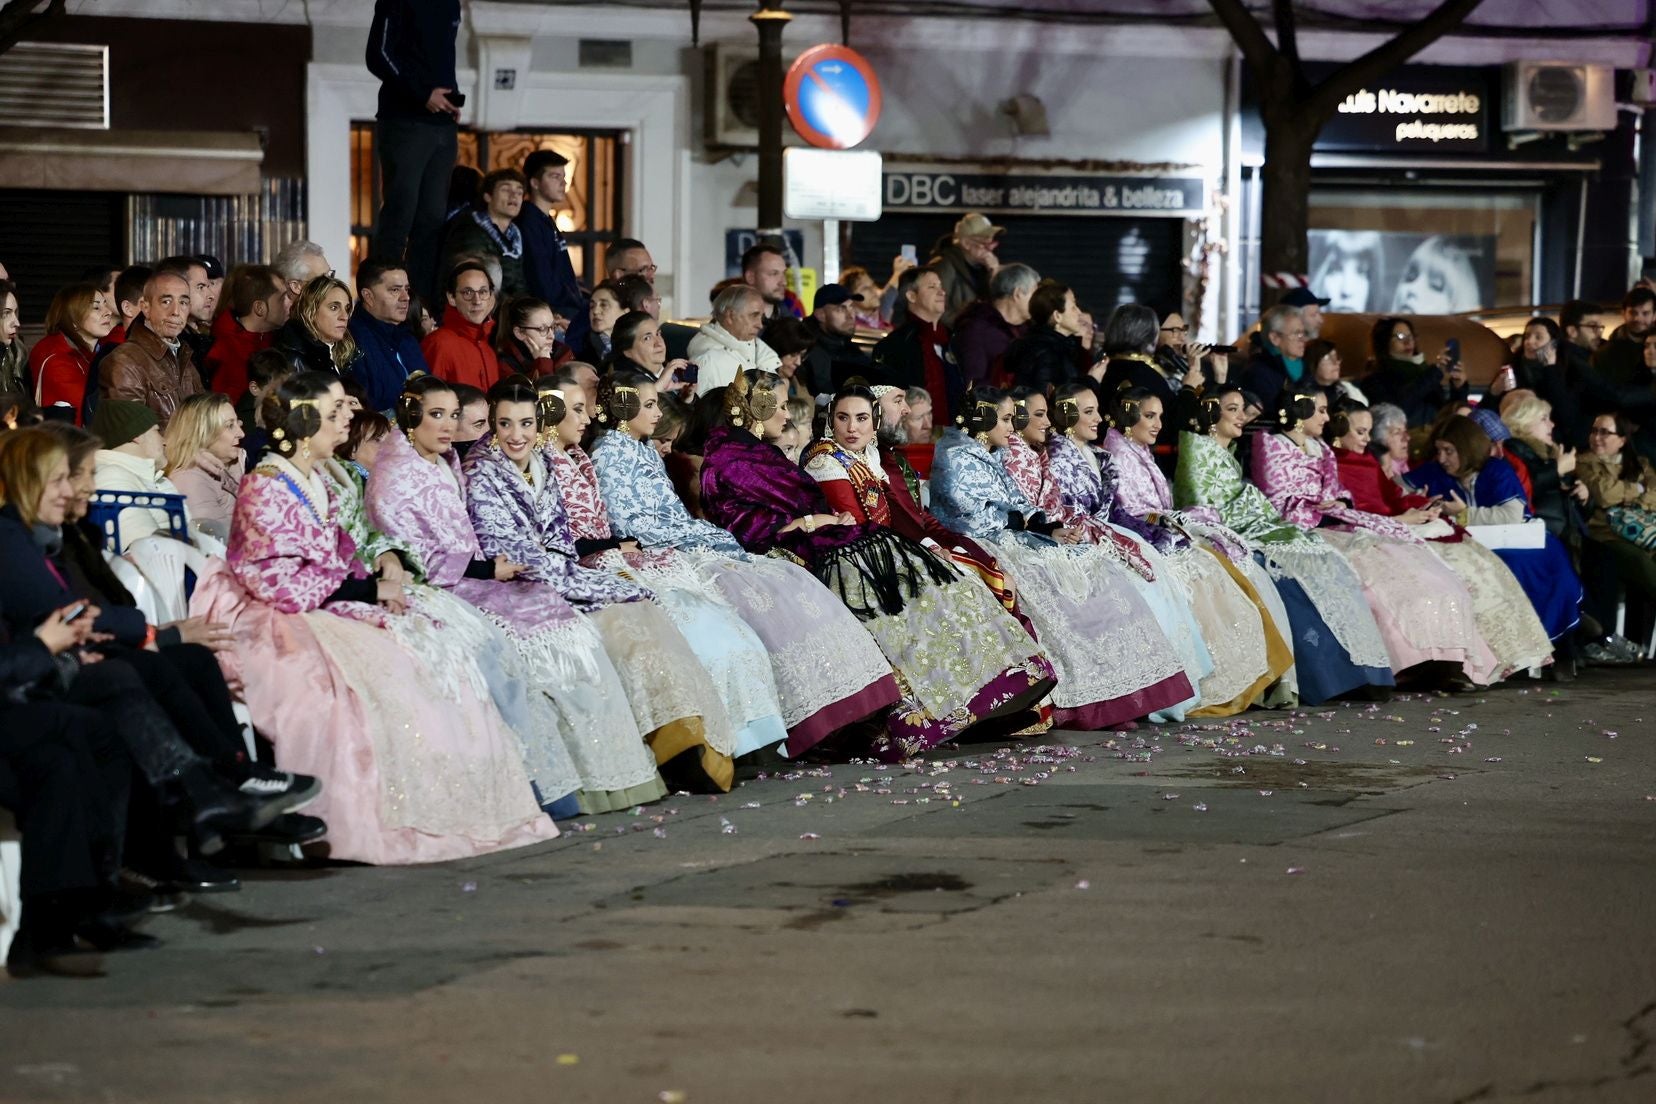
[300,440,311,460]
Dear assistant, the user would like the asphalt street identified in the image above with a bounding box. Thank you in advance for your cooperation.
[4,669,1654,1103]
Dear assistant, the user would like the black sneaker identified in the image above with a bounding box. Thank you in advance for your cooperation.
[117,868,189,911]
[192,778,314,855]
[236,765,322,811]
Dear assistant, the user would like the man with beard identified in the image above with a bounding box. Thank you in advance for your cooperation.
[743,242,804,324]
[1592,285,1656,389]
[800,284,871,398]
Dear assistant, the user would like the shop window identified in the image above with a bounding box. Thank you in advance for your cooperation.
[348,124,625,289]
[1308,188,1538,314]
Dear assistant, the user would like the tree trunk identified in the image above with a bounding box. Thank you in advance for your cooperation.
[1257,116,1318,298]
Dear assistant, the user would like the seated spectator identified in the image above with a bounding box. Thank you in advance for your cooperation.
[98,270,203,427]
[404,292,437,340]
[345,260,427,413]
[609,310,690,392]
[1592,284,1656,388]
[162,392,245,540]
[0,279,23,395]
[743,241,803,323]
[89,399,187,546]
[1367,401,1414,485]
[687,285,780,394]
[1360,316,1469,427]
[441,169,527,299]
[1238,305,1307,427]
[273,274,363,381]
[31,282,116,423]
[563,360,599,409]
[871,266,961,425]
[237,347,292,455]
[1304,339,1367,409]
[202,265,285,405]
[1098,302,1206,445]
[1004,280,1091,393]
[799,283,870,399]
[840,264,899,331]
[1575,411,1656,643]
[335,407,392,480]
[105,265,150,346]
[451,382,489,457]
[1501,394,1588,539]
[652,392,690,458]
[149,256,214,371]
[765,316,816,403]
[495,296,573,379]
[271,240,333,310]
[423,261,503,392]
[903,386,933,444]
[950,262,1037,389]
[584,280,626,364]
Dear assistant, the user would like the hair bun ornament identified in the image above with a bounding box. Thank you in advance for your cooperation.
[536,391,567,430]
[1052,397,1081,432]
[1010,399,1031,433]
[748,387,779,424]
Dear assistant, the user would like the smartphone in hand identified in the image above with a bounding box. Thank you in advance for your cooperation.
[900,244,917,265]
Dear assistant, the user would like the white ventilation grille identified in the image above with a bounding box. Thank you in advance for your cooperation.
[0,42,110,130]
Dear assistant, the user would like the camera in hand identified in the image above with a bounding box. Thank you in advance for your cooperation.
[676,362,699,385]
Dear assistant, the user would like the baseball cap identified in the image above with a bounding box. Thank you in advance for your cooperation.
[1281,287,1330,308]
[196,255,225,281]
[813,283,856,309]
[954,212,1005,240]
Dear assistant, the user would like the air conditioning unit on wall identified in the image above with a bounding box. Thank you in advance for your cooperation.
[1503,62,1615,132]
[706,43,796,149]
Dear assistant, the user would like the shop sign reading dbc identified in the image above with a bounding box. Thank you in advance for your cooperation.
[883,169,1204,218]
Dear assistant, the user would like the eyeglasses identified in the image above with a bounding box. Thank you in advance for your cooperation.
[518,324,555,335]
[627,264,659,278]
[455,288,494,301]
[1160,325,1189,335]
[1392,332,1413,341]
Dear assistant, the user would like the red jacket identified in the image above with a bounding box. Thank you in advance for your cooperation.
[422,306,502,392]
[29,331,96,422]
[203,312,274,404]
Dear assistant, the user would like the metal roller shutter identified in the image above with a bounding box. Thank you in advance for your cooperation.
[846,212,1185,320]
[0,189,125,322]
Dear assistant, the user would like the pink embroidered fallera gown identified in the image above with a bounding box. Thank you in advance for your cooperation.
[1251,431,1502,684]
[190,454,556,865]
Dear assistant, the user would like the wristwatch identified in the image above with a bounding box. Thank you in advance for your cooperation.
[802,515,816,534]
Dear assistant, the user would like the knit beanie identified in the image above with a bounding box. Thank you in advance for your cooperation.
[91,399,160,449]
[1468,406,1510,444]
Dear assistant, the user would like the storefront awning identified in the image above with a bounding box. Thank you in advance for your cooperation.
[0,127,264,195]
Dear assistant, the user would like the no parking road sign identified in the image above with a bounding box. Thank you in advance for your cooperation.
[783,44,883,150]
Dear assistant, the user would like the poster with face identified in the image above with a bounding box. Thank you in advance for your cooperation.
[1308,230,1496,314]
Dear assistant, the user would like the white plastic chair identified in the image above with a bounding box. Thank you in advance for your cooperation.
[0,807,20,965]
[124,537,216,626]
[104,553,164,626]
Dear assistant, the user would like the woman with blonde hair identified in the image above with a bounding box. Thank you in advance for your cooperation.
[272,274,363,379]
[1501,394,1588,539]
[163,391,245,540]
[30,281,117,420]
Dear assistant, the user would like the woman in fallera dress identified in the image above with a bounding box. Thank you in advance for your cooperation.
[701,373,1054,761]
[364,375,673,810]
[1174,384,1396,704]
[469,377,784,767]
[189,373,557,864]
[1252,386,1502,686]
[1101,387,1299,706]
[928,388,1197,729]
[589,367,900,758]
[1037,383,1293,715]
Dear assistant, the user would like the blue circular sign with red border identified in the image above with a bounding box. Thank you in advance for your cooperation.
[784,44,883,150]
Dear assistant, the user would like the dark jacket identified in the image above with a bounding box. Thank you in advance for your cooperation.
[516,201,586,318]
[1510,350,1656,452]
[1359,357,1468,428]
[348,309,429,412]
[1003,326,1089,393]
[929,236,989,328]
[366,0,461,124]
[870,317,964,424]
[0,507,148,647]
[1237,338,1298,425]
[272,319,359,380]
[950,300,1023,387]
[800,319,871,396]
[441,213,526,299]
[1099,353,1202,446]
[1504,438,1581,540]
[1591,325,1649,391]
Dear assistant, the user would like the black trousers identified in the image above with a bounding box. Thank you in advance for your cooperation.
[104,644,246,772]
[373,116,457,303]
[63,658,198,785]
[0,699,131,900]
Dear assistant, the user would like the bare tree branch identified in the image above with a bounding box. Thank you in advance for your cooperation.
[1271,0,1306,91]
[0,0,65,58]
[1206,0,1278,74]
[1307,0,1485,117]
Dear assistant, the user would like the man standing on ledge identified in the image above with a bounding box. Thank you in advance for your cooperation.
[366,0,461,304]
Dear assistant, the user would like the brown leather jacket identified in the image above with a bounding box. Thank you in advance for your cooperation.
[100,320,203,426]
